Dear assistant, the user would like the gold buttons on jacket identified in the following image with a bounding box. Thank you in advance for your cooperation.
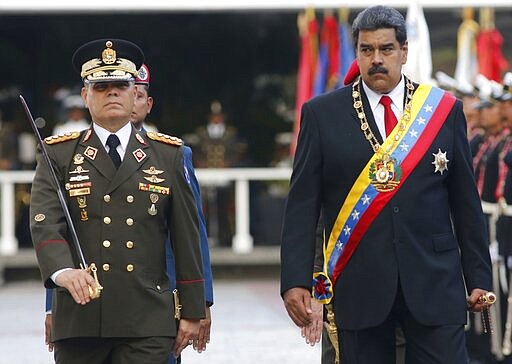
[126,195,134,203]
[102,263,110,271]
[126,264,134,272]
[103,217,111,224]
[102,240,111,248]
[104,195,111,203]
[126,241,134,249]
[126,218,134,226]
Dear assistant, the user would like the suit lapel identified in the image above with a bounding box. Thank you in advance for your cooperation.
[106,128,150,194]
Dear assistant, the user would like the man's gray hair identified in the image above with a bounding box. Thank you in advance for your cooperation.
[352,6,407,49]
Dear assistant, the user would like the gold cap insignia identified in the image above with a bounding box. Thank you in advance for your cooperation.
[102,41,116,64]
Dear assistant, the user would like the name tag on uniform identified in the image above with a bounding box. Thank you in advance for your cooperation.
[69,187,91,197]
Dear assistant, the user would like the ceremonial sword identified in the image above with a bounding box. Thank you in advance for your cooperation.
[20,95,102,298]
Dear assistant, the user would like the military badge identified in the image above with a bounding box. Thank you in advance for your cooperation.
[432,148,449,175]
[34,213,46,222]
[82,129,92,142]
[133,148,146,163]
[369,155,401,192]
[73,154,84,165]
[102,40,116,64]
[144,175,165,184]
[84,146,98,161]
[135,133,147,145]
[143,166,164,175]
[69,174,90,182]
[70,166,89,174]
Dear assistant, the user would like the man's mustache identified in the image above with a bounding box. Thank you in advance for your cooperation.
[368,66,388,75]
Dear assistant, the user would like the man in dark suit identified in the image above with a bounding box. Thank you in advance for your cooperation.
[30,38,205,364]
[281,6,493,363]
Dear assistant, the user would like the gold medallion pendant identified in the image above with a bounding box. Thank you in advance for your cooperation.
[369,155,402,192]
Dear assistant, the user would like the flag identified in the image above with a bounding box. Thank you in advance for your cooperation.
[403,0,433,84]
[291,8,318,156]
[454,8,479,90]
[313,11,339,96]
[477,8,508,82]
[338,8,355,86]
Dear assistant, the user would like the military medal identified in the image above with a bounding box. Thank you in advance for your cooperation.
[148,193,159,216]
[76,191,89,221]
[432,148,449,175]
[139,182,170,195]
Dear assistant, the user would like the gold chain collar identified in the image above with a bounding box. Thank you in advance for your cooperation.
[352,76,415,159]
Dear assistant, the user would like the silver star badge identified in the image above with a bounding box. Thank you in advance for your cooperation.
[432,148,449,175]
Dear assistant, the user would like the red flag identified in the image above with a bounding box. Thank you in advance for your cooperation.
[476,8,508,82]
[291,9,318,156]
[324,12,340,91]
[313,11,340,96]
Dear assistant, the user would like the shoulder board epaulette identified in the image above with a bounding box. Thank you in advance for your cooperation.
[146,132,183,147]
[44,132,81,145]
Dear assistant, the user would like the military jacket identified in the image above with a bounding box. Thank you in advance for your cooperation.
[30,125,205,340]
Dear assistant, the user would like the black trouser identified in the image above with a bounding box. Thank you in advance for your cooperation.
[54,336,174,364]
[339,285,468,364]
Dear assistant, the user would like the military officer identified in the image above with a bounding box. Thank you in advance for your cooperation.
[30,38,205,364]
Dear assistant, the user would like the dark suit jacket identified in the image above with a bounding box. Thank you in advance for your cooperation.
[281,81,492,331]
[31,125,205,340]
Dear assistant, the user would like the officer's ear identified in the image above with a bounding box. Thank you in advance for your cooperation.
[81,86,89,109]
[147,96,154,114]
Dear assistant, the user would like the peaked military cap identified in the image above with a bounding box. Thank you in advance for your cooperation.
[135,64,150,86]
[72,38,144,83]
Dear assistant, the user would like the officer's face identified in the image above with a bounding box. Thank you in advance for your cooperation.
[131,86,153,125]
[81,81,136,129]
[356,28,408,94]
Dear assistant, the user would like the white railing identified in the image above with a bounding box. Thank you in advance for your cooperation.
[0,168,292,257]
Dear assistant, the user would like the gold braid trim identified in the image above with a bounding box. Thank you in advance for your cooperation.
[146,132,183,147]
[44,132,81,145]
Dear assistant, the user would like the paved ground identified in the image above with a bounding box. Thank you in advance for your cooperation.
[0,277,320,364]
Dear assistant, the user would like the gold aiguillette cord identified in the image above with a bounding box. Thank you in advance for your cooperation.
[325,304,340,364]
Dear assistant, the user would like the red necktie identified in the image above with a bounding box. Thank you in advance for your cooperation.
[379,95,398,137]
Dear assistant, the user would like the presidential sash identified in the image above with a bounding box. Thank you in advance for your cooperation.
[313,84,456,303]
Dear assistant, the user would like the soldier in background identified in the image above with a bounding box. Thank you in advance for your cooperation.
[190,100,246,169]
[52,94,90,135]
[186,101,247,246]
[0,109,20,170]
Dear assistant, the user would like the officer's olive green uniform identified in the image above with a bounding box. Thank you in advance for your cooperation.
[30,127,205,340]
